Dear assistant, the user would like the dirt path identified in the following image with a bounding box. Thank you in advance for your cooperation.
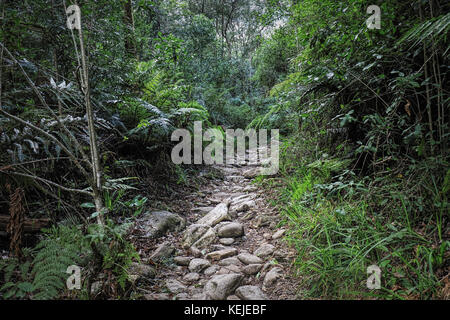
[131,149,301,300]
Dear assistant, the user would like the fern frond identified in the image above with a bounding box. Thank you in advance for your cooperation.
[398,13,450,49]
[30,226,87,300]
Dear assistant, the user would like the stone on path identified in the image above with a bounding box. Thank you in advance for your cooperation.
[175,293,190,300]
[189,246,202,257]
[165,279,187,294]
[243,168,261,178]
[203,274,243,300]
[197,203,231,227]
[191,207,214,214]
[204,265,220,276]
[205,248,238,261]
[217,222,244,238]
[182,224,210,247]
[188,258,211,273]
[230,194,255,205]
[223,264,241,274]
[141,211,185,238]
[149,242,174,261]
[235,286,267,300]
[263,267,283,288]
[219,238,235,245]
[174,256,192,266]
[254,243,275,258]
[242,264,262,275]
[227,175,245,183]
[237,252,263,265]
[218,257,243,267]
[231,200,255,214]
[183,273,200,283]
[144,293,170,300]
[243,185,257,192]
[254,215,271,228]
[127,262,156,281]
[272,229,286,239]
[192,227,217,249]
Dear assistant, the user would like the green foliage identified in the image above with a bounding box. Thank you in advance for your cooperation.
[266,137,447,299]
[31,226,87,300]
[253,27,297,89]
[0,249,34,299]
[87,219,139,290]
[1,0,448,301]
[0,227,87,300]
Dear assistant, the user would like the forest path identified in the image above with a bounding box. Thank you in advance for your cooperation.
[133,147,301,300]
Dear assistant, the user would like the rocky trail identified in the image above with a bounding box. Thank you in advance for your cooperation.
[125,148,301,300]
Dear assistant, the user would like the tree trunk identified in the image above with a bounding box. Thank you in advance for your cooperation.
[123,0,137,58]
[76,2,105,225]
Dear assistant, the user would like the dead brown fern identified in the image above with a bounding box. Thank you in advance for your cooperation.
[6,185,25,258]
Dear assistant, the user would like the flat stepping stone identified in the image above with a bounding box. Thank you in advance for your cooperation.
[218,257,243,267]
[182,224,211,247]
[263,267,283,288]
[219,238,235,245]
[254,243,275,258]
[218,222,244,238]
[205,248,238,261]
[165,279,187,294]
[140,211,186,238]
[231,200,256,214]
[227,175,245,182]
[204,265,220,276]
[197,203,231,227]
[144,293,170,300]
[242,264,263,275]
[174,256,193,266]
[149,242,174,261]
[183,273,200,283]
[243,185,257,192]
[203,274,243,300]
[237,253,263,265]
[175,293,190,300]
[230,194,254,205]
[188,258,211,273]
[242,168,261,178]
[192,228,217,249]
[235,285,267,300]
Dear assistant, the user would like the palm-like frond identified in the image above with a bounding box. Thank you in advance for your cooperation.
[398,12,450,52]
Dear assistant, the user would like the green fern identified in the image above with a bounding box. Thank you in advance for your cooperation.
[31,226,88,300]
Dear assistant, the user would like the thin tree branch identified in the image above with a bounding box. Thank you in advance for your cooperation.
[0,107,93,185]
[0,170,94,196]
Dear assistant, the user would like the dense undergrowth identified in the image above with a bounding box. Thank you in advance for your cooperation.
[0,0,448,300]
[258,135,448,299]
[253,0,449,299]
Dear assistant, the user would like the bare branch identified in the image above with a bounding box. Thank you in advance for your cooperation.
[0,107,93,185]
[0,170,94,197]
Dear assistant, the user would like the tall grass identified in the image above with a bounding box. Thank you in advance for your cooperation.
[261,137,448,299]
